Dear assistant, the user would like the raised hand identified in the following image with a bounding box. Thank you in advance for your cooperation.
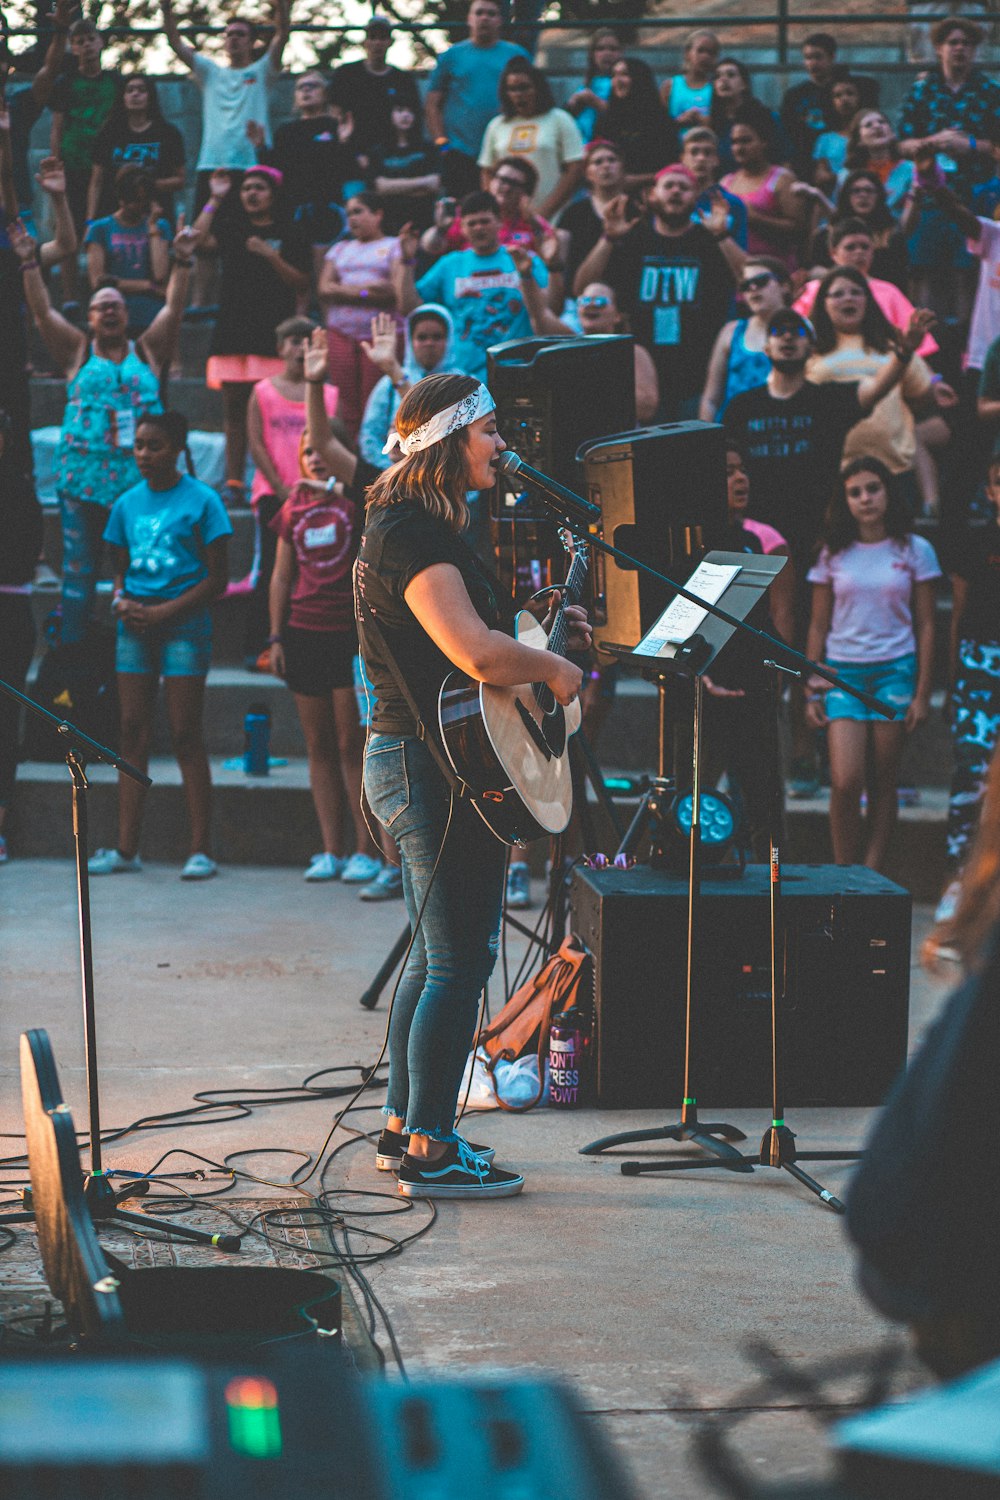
[696,188,731,240]
[209,169,232,202]
[246,119,266,148]
[602,194,640,242]
[433,197,456,229]
[35,156,67,196]
[899,307,936,355]
[337,109,355,144]
[172,211,198,260]
[509,243,533,277]
[7,219,39,263]
[304,326,329,382]
[360,311,401,374]
[396,220,420,263]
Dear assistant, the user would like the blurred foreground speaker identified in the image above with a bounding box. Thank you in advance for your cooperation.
[487,335,635,520]
[582,421,728,646]
[0,1350,638,1500]
[571,863,911,1109]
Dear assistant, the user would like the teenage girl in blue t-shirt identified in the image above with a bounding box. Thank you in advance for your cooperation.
[90,410,232,880]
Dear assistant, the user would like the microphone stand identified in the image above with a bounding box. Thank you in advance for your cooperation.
[513,486,892,1210]
[0,676,242,1250]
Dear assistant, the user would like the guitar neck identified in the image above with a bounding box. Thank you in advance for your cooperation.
[545,550,589,661]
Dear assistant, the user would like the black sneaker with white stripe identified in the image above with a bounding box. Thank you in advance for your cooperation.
[375,1128,495,1173]
[396,1138,524,1199]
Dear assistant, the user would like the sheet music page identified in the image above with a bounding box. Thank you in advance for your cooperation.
[632,562,741,658]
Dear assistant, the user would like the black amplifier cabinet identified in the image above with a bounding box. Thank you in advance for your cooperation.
[487,335,635,515]
[571,864,911,1109]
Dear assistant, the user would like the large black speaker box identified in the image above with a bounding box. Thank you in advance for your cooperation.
[487,335,635,516]
[571,864,911,1109]
[582,421,729,645]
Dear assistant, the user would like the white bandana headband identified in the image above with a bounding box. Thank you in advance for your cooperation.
[382,384,495,457]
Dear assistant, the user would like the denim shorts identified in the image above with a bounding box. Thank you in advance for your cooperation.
[116,608,213,677]
[824,654,916,723]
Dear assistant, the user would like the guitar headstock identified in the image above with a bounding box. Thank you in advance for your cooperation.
[558,526,584,562]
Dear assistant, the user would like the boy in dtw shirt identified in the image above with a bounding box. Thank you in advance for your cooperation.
[572,163,740,419]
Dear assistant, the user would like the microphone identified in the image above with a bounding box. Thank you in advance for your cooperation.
[496,451,601,528]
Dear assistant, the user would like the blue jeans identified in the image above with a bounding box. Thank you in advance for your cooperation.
[363,733,506,1140]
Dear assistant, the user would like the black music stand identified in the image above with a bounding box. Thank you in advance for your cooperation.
[581,552,785,1172]
[0,676,240,1249]
[576,553,860,1211]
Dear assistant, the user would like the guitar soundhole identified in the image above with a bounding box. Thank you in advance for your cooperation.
[532,680,555,716]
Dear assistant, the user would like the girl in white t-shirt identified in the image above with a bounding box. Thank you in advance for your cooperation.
[805,456,940,870]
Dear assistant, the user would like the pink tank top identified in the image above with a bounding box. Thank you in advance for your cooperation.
[721,166,796,267]
[250,378,339,506]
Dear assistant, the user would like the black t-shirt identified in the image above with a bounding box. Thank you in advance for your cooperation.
[355,500,508,735]
[328,61,421,153]
[92,119,186,219]
[559,196,604,292]
[366,142,440,232]
[724,379,864,558]
[606,220,733,411]
[210,215,312,356]
[952,521,1000,642]
[266,115,355,214]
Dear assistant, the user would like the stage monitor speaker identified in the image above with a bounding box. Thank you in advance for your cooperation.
[487,335,635,521]
[582,421,728,646]
[571,864,911,1109]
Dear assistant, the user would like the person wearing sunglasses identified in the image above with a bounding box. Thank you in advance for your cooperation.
[509,248,660,424]
[700,255,792,421]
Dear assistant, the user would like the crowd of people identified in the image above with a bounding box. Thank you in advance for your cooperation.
[2,2,1000,923]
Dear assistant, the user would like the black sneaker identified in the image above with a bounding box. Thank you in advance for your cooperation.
[396,1140,523,1199]
[376,1128,495,1173]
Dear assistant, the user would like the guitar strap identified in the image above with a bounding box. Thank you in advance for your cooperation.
[356,591,471,800]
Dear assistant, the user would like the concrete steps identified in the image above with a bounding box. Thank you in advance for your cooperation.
[4,752,950,899]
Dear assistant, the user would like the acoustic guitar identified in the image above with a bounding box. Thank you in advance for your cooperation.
[438,531,588,846]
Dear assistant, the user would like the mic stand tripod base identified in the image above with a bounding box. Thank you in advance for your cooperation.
[84,1169,243,1250]
[581,1107,753,1173]
[613,1125,853,1213]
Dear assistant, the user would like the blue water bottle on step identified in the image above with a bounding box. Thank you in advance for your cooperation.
[243,703,270,776]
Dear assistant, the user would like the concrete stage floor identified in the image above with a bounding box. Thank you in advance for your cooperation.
[0,861,949,1496]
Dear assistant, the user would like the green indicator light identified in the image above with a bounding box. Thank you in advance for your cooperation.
[227,1405,282,1459]
[225,1377,283,1460]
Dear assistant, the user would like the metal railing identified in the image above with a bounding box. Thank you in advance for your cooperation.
[3,8,994,68]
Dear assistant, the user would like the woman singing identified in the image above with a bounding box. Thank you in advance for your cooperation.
[357,373,590,1199]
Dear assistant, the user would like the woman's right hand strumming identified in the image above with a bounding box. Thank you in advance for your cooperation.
[546,655,584,706]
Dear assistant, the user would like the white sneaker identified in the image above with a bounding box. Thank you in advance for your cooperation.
[88,848,142,875]
[304,852,346,881]
[359,865,404,901]
[341,852,382,884]
[181,853,218,880]
[506,862,532,910]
